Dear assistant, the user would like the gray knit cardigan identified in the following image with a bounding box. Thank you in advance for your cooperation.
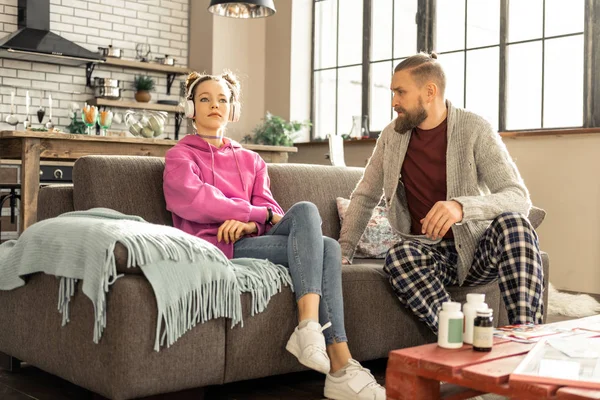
[339,100,531,284]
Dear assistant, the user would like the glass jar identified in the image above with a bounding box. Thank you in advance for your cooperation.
[124,110,168,138]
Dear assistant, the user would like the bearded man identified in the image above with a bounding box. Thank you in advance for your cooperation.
[338,52,544,334]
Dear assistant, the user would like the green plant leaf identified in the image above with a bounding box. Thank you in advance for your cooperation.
[250,112,310,146]
[134,75,156,91]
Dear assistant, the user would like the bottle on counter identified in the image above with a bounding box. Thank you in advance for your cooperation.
[438,301,464,349]
[463,293,487,345]
[473,308,494,352]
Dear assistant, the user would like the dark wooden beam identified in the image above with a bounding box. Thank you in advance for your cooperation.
[498,0,508,132]
[584,0,600,127]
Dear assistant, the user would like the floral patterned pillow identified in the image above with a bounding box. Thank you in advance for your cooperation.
[336,197,402,259]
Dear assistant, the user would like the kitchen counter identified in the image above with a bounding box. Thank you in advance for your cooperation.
[0,131,297,162]
[0,130,297,232]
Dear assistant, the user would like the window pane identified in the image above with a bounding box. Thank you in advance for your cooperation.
[466,47,499,130]
[314,69,337,139]
[436,0,465,52]
[337,66,363,136]
[338,0,363,66]
[370,61,393,131]
[543,35,584,128]
[439,52,465,108]
[371,0,393,61]
[466,0,499,48]
[508,0,543,43]
[314,0,337,69]
[545,0,584,37]
[393,0,418,58]
[506,41,542,130]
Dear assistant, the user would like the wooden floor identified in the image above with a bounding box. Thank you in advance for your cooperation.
[0,358,387,400]
[0,311,591,400]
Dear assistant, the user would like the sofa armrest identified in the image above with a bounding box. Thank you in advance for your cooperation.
[38,184,74,221]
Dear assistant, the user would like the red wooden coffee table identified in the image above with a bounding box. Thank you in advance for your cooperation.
[386,338,600,400]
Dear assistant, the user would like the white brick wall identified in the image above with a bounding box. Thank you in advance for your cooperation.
[0,0,189,138]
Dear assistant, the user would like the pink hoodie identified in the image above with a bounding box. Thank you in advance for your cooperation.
[163,135,284,258]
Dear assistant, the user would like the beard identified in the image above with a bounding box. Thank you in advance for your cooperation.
[394,97,428,133]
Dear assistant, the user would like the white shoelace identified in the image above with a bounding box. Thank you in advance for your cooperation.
[320,321,332,332]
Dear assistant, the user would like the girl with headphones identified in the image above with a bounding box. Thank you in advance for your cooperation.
[163,71,384,400]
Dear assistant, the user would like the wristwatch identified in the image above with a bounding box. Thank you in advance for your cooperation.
[266,207,273,224]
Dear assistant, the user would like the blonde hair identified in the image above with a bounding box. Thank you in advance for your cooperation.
[185,70,241,104]
[394,52,446,96]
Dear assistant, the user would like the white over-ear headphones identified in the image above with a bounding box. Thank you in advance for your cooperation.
[184,76,240,122]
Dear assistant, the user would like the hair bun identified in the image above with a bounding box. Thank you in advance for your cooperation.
[186,71,202,93]
[430,52,438,60]
[221,70,241,91]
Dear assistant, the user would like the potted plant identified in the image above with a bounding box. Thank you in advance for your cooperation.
[133,75,155,103]
[249,112,310,147]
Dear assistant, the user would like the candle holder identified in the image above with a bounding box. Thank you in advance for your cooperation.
[45,94,54,132]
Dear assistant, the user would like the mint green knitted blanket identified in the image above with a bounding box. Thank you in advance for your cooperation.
[0,208,292,351]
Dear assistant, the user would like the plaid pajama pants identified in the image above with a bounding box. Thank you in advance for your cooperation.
[383,212,544,334]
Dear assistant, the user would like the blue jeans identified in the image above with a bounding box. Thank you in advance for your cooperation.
[233,201,347,345]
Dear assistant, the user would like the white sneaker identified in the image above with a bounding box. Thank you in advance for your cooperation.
[324,359,385,400]
[286,321,332,374]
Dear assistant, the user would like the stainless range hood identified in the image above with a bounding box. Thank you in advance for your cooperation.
[0,0,103,66]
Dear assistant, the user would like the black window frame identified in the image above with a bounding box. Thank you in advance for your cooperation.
[310,0,600,140]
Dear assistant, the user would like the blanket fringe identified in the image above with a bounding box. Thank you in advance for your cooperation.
[155,279,241,352]
[58,277,77,326]
[92,242,122,343]
[233,258,294,317]
[89,232,229,344]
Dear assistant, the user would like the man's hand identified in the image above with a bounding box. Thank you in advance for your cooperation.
[217,220,257,244]
[420,200,463,240]
[271,213,283,225]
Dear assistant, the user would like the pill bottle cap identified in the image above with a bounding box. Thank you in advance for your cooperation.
[442,302,461,312]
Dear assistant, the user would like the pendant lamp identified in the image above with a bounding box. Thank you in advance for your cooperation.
[208,0,276,18]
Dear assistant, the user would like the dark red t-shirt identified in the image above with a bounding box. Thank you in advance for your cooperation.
[401,118,453,238]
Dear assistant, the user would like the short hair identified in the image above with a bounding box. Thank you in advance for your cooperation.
[394,52,446,96]
[185,70,241,104]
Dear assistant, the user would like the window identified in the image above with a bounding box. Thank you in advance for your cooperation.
[311,0,599,140]
[435,0,501,130]
[313,0,364,140]
[505,0,584,129]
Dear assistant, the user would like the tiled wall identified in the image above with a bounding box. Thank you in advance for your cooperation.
[0,0,190,138]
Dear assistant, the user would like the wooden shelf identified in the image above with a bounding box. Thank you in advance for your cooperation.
[102,57,191,75]
[87,98,182,113]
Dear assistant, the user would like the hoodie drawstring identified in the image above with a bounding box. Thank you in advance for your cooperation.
[232,147,247,192]
[209,145,216,187]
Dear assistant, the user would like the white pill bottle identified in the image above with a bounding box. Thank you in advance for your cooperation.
[438,301,464,349]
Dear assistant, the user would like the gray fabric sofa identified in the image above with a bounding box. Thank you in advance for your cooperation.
[0,155,550,400]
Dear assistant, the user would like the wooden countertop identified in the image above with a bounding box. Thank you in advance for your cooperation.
[0,131,298,153]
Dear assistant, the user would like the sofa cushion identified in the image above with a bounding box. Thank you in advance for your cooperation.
[528,206,546,229]
[72,156,172,226]
[267,164,365,239]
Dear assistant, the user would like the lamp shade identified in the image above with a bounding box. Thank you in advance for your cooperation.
[208,0,276,18]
